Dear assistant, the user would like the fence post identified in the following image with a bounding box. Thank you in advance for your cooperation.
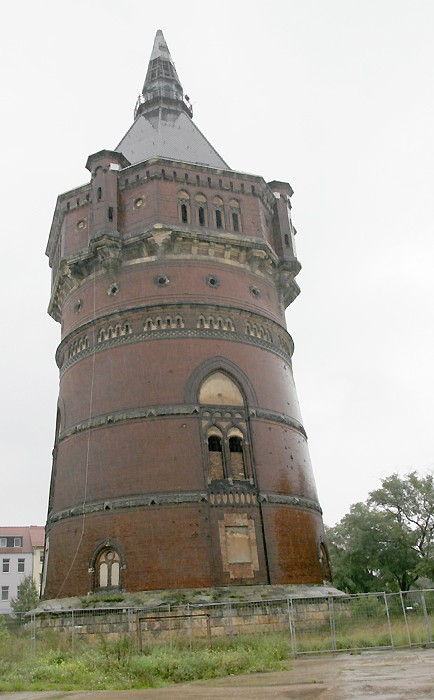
[287,597,297,656]
[187,603,192,650]
[383,592,394,648]
[328,597,337,652]
[420,591,432,644]
[30,611,36,653]
[399,591,412,647]
[70,609,74,655]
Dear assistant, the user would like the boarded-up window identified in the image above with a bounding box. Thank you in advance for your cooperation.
[208,435,224,480]
[226,526,251,564]
[199,372,244,406]
[229,436,245,479]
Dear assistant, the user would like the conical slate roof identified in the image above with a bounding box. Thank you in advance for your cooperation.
[116,30,229,169]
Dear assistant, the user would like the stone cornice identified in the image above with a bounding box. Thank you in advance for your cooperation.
[57,405,307,444]
[48,227,301,322]
[46,490,321,527]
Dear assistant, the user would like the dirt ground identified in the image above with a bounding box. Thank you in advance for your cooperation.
[1,648,434,700]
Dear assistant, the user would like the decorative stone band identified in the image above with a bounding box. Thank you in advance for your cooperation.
[47,491,322,526]
[59,328,293,376]
[57,405,307,443]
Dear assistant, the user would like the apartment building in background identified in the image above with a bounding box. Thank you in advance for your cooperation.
[0,526,44,613]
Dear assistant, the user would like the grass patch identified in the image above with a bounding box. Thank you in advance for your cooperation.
[0,631,292,691]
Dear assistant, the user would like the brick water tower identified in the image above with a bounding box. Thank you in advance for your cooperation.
[42,31,331,600]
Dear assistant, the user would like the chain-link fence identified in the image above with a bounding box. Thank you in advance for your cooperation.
[2,589,434,655]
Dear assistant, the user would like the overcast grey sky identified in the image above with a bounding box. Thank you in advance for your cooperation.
[1,0,432,528]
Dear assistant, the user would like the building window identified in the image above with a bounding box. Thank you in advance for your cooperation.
[96,548,121,589]
[1,586,8,601]
[199,372,252,484]
[97,187,102,201]
[2,559,10,573]
[195,193,208,226]
[207,433,224,480]
[229,199,241,233]
[18,559,25,573]
[178,190,190,224]
[108,206,114,222]
[229,434,246,480]
[0,537,22,548]
[212,196,225,230]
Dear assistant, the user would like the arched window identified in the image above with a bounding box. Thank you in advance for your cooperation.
[199,372,252,483]
[207,432,224,480]
[178,190,190,224]
[96,548,121,589]
[229,433,246,480]
[195,193,208,227]
[229,199,241,233]
[199,372,244,406]
[212,196,225,230]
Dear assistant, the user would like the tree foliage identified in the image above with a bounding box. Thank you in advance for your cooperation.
[10,575,39,613]
[327,471,434,593]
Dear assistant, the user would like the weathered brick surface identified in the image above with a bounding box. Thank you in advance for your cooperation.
[43,137,328,600]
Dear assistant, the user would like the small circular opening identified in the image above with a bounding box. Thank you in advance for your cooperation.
[108,284,119,296]
[155,275,170,286]
[250,286,260,298]
[206,275,220,288]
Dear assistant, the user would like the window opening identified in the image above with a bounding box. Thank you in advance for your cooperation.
[97,187,102,201]
[2,559,10,573]
[181,203,188,223]
[198,207,205,226]
[96,548,121,589]
[18,559,24,573]
[108,207,114,222]
[229,435,246,479]
[232,212,239,232]
[208,434,224,480]
[284,234,290,246]
[216,210,223,229]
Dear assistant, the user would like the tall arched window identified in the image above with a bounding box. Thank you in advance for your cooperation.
[177,190,190,224]
[228,433,246,480]
[96,547,121,589]
[199,371,252,483]
[212,196,225,230]
[195,193,208,227]
[229,199,241,233]
[207,432,224,480]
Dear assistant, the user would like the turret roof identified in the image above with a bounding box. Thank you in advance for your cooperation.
[115,30,229,170]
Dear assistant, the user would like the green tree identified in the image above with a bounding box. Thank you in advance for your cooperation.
[327,471,434,593]
[10,575,39,613]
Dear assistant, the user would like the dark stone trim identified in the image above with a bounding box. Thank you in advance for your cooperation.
[59,329,292,377]
[259,493,323,515]
[57,405,307,443]
[47,490,322,525]
[56,303,292,369]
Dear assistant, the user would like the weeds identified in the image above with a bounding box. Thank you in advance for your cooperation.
[0,632,291,691]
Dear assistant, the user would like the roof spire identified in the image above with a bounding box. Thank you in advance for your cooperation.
[134,30,192,119]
